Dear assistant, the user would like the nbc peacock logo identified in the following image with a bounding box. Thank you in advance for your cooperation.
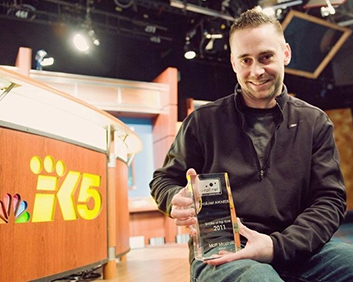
[0,193,31,224]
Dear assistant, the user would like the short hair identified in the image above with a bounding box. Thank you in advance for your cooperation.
[229,8,284,43]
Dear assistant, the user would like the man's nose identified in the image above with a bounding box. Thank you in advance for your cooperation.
[250,62,265,77]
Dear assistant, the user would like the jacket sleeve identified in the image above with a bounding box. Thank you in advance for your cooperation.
[149,114,203,216]
[271,113,346,269]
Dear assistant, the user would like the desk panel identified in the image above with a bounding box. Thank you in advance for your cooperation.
[0,127,107,282]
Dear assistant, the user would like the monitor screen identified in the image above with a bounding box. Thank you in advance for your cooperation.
[282,10,352,79]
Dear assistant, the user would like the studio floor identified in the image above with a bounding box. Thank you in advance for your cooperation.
[95,244,190,282]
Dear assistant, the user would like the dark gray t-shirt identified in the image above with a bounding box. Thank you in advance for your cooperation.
[243,106,281,168]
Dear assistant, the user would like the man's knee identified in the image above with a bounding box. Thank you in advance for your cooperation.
[192,259,283,282]
[235,260,283,282]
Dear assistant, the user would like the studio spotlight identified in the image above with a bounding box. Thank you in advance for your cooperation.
[73,32,90,52]
[204,33,223,51]
[321,0,336,17]
[72,0,100,52]
[185,50,196,60]
[35,49,54,70]
[41,57,54,67]
[88,29,100,46]
[184,41,196,60]
[72,27,100,52]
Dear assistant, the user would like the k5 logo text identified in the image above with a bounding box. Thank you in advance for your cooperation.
[0,155,103,224]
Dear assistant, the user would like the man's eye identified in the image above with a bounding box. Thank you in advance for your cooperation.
[241,58,251,65]
[260,54,274,63]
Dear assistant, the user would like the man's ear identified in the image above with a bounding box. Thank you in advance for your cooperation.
[284,43,292,66]
[230,53,237,73]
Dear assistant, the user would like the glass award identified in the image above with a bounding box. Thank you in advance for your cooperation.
[187,172,241,260]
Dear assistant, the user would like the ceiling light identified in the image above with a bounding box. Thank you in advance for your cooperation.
[114,0,134,9]
[185,50,196,60]
[321,0,336,17]
[204,33,223,51]
[205,33,223,40]
[41,57,55,67]
[73,33,90,52]
[184,40,196,60]
[88,29,100,46]
[72,0,100,52]
[259,0,303,10]
[170,0,235,21]
[35,49,54,70]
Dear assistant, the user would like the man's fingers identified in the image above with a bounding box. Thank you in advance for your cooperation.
[172,188,193,206]
[174,216,196,226]
[204,252,238,266]
[169,168,198,229]
[171,205,195,219]
[237,217,252,238]
[186,168,197,176]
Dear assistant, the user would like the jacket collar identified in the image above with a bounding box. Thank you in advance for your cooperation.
[234,83,289,112]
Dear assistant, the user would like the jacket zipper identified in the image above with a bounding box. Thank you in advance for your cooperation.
[241,115,265,181]
[240,104,283,181]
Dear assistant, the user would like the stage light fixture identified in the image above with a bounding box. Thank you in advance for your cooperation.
[321,0,336,17]
[259,0,303,10]
[41,57,54,67]
[204,33,223,51]
[35,49,54,70]
[114,0,134,9]
[184,40,196,60]
[88,29,100,46]
[258,0,303,20]
[184,50,196,60]
[73,32,90,52]
[72,27,100,52]
[72,0,100,53]
[170,0,235,21]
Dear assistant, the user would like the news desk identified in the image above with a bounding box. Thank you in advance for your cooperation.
[0,66,142,282]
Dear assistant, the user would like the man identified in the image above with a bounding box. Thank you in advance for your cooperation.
[150,7,353,281]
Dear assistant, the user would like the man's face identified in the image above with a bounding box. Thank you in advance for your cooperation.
[230,24,291,108]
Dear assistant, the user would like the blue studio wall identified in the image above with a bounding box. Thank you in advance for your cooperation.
[119,117,155,198]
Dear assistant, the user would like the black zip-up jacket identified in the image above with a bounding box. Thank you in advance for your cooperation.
[149,85,346,269]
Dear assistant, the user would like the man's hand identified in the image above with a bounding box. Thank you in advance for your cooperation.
[205,218,274,266]
[170,168,197,227]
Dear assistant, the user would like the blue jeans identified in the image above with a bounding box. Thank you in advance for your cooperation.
[191,240,353,282]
